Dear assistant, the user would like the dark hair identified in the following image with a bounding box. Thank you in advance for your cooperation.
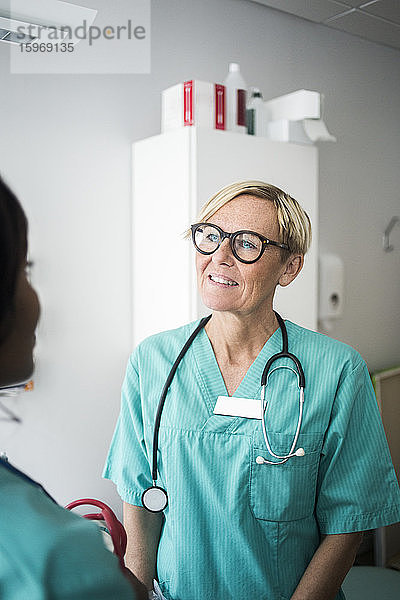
[0,176,28,340]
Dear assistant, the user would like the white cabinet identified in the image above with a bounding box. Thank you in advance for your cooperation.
[132,127,318,345]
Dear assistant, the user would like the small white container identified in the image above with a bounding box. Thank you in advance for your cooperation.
[223,63,247,134]
[161,80,225,132]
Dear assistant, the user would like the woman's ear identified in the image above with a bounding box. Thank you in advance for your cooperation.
[278,254,304,287]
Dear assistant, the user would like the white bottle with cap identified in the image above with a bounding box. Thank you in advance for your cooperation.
[223,63,247,134]
[247,87,264,136]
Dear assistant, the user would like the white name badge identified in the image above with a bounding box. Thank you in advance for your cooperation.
[213,395,261,420]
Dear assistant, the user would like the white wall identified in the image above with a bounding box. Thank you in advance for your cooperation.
[0,0,399,515]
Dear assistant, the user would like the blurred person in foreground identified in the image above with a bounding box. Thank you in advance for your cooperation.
[0,175,147,600]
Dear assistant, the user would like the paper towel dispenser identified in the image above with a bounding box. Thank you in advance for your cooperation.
[264,89,336,144]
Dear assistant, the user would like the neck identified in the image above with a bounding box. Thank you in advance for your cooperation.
[205,308,279,364]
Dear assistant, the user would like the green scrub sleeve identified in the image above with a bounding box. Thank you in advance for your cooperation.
[0,467,137,600]
[45,518,136,599]
[103,350,153,506]
[316,359,400,534]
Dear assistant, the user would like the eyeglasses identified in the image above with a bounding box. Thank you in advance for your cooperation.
[191,223,290,264]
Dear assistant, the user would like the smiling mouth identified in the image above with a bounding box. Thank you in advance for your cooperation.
[209,274,238,286]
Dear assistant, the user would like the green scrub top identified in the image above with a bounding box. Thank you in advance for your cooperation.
[103,319,400,600]
[0,459,136,600]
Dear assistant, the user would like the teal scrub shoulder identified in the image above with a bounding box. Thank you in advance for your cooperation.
[0,463,136,600]
[285,320,364,367]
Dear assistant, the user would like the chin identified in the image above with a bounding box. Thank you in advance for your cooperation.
[20,356,35,382]
[200,294,237,313]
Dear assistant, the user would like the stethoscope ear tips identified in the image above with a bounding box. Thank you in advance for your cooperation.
[295,448,305,457]
[256,455,265,465]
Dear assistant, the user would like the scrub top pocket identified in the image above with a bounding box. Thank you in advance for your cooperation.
[249,432,323,522]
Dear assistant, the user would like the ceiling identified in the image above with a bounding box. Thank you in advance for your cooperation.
[249,1,400,50]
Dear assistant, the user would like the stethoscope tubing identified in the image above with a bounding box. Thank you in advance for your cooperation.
[261,312,305,388]
[260,381,305,464]
[65,498,127,569]
[259,314,306,464]
[151,314,212,483]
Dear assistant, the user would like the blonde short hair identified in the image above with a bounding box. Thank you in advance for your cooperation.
[187,180,312,256]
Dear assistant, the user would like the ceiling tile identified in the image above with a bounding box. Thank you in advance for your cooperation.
[326,9,400,48]
[250,0,351,23]
[339,0,367,6]
[248,0,400,50]
[361,0,400,26]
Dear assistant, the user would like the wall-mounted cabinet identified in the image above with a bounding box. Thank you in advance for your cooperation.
[132,127,318,345]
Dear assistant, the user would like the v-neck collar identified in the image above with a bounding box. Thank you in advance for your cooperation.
[190,321,284,415]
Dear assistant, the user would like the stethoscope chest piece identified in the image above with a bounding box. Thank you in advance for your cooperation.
[142,485,168,513]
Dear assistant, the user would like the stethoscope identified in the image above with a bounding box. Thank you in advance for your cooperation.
[141,311,306,513]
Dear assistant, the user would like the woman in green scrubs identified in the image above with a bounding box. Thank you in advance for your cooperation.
[0,176,146,600]
[104,181,400,600]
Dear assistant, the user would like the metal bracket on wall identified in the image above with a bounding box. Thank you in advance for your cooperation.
[383,216,399,252]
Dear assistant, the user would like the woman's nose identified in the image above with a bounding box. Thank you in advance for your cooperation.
[211,238,234,265]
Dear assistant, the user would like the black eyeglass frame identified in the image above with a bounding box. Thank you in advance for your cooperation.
[191,223,290,264]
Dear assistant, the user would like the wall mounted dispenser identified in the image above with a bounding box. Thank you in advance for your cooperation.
[318,254,344,333]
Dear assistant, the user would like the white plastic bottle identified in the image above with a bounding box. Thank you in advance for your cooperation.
[246,88,264,136]
[223,63,247,134]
